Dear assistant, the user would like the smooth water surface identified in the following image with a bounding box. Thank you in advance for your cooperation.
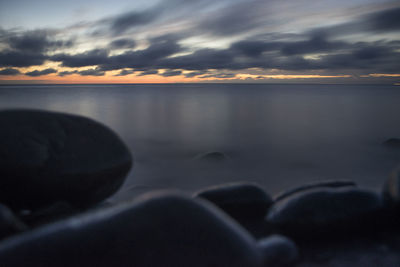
[1,83,399,201]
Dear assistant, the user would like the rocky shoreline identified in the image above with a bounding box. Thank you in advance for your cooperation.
[0,109,399,266]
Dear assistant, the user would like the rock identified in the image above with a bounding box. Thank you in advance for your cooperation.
[274,180,356,201]
[194,182,273,220]
[0,109,132,210]
[20,202,78,227]
[0,192,264,267]
[0,204,27,240]
[383,169,400,207]
[196,151,228,161]
[383,138,400,148]
[257,235,298,266]
[267,187,384,235]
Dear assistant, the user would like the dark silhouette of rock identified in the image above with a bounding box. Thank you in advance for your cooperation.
[257,235,298,267]
[383,138,400,147]
[383,168,400,207]
[194,182,272,220]
[267,188,383,235]
[0,204,27,240]
[20,202,78,227]
[274,180,356,201]
[0,109,132,210]
[196,151,228,161]
[0,192,264,267]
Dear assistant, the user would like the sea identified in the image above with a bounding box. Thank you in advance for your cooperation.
[1,83,399,202]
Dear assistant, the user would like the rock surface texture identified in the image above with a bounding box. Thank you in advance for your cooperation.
[0,109,132,210]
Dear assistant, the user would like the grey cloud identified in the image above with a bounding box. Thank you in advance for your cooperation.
[78,68,105,76]
[58,70,78,77]
[0,68,20,75]
[137,69,158,76]
[109,38,136,49]
[0,51,47,67]
[160,70,182,77]
[184,70,208,78]
[51,49,109,67]
[114,69,135,76]
[110,9,160,35]
[367,7,400,32]
[25,68,57,77]
[200,73,236,79]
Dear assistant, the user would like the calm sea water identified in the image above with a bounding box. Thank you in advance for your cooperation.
[1,83,399,201]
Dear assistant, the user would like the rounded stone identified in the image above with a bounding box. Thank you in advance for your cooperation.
[257,235,299,266]
[383,169,400,207]
[0,109,132,210]
[267,187,383,232]
[194,182,273,220]
[0,204,27,240]
[274,180,356,202]
[0,192,263,267]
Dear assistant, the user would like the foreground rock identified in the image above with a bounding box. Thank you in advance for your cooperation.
[383,169,400,208]
[0,192,264,267]
[258,235,299,266]
[267,187,384,236]
[0,109,132,210]
[0,204,27,240]
[274,180,356,201]
[194,182,272,220]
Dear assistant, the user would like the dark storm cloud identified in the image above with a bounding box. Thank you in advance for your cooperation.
[137,69,158,76]
[110,9,160,35]
[51,49,109,67]
[160,70,182,77]
[0,51,47,67]
[367,7,400,32]
[114,69,135,76]
[184,70,208,78]
[78,68,105,76]
[200,73,236,79]
[58,70,78,77]
[0,68,21,75]
[25,68,57,77]
[109,38,136,49]
[6,30,73,53]
[231,40,281,57]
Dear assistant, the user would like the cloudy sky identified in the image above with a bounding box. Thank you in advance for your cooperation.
[0,0,399,83]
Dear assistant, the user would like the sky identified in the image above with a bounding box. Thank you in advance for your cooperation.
[0,0,399,84]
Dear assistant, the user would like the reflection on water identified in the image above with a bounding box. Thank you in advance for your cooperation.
[0,84,400,201]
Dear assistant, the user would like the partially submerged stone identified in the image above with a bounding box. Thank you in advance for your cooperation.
[0,109,132,210]
[0,192,264,267]
[0,204,27,240]
[267,187,384,234]
[257,235,299,267]
[194,182,273,220]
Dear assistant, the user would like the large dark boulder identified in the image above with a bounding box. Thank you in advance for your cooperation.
[0,109,132,210]
[267,187,384,236]
[0,192,264,267]
[383,168,400,208]
[0,204,27,240]
[194,182,273,220]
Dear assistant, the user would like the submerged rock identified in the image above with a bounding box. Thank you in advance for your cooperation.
[274,180,356,201]
[383,138,400,148]
[196,151,228,161]
[0,192,263,267]
[0,204,27,240]
[0,109,132,210]
[267,187,384,235]
[257,235,298,266]
[383,169,400,207]
[194,182,273,220]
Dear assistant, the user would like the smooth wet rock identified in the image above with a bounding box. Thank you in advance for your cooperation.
[194,182,272,220]
[383,169,400,207]
[0,204,27,239]
[267,187,384,234]
[0,109,132,210]
[274,180,356,201]
[257,235,298,266]
[196,151,228,161]
[0,192,263,267]
[383,138,400,148]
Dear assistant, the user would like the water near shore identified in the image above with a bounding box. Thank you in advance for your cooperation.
[1,83,399,201]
